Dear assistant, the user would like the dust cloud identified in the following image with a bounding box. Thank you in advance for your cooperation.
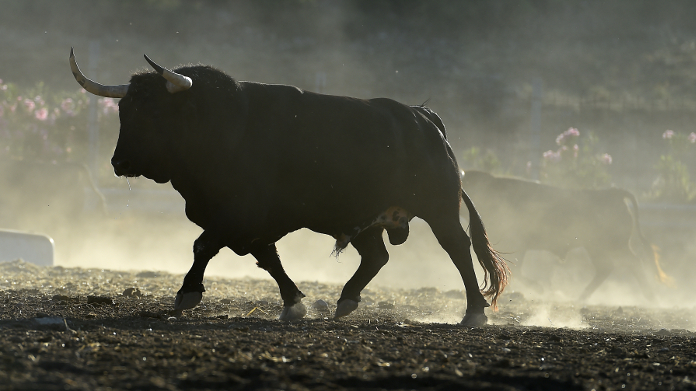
[1,1,696,330]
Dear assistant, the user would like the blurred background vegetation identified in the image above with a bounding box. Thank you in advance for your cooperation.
[2,0,696,200]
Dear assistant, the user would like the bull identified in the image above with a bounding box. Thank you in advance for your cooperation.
[461,170,669,300]
[69,48,508,326]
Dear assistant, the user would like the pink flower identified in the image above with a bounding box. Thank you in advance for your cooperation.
[22,98,35,113]
[556,127,580,146]
[61,98,75,112]
[35,107,48,121]
[543,150,562,163]
[564,127,580,137]
[600,153,612,165]
[689,132,696,144]
[663,130,674,139]
[98,97,119,115]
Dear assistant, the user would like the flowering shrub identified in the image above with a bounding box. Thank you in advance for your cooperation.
[0,78,118,163]
[652,130,696,202]
[540,127,613,189]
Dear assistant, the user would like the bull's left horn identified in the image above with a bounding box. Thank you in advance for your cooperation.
[144,54,192,94]
[69,48,129,98]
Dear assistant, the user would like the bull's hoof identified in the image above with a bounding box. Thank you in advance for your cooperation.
[279,302,307,321]
[174,291,203,314]
[460,312,488,327]
[334,299,359,319]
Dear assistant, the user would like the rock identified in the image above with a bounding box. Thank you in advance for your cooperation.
[122,287,142,297]
[312,299,330,312]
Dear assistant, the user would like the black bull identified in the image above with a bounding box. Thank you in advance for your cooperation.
[69,49,508,326]
[461,170,670,300]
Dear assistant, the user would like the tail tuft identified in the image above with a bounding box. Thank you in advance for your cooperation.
[461,188,510,310]
[622,190,673,287]
[651,245,674,286]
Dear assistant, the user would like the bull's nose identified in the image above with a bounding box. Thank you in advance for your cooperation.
[111,158,131,174]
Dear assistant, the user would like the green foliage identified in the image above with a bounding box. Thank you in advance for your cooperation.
[540,128,613,189]
[651,130,696,203]
[461,146,502,174]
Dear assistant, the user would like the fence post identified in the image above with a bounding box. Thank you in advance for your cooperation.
[87,41,101,187]
[528,77,543,180]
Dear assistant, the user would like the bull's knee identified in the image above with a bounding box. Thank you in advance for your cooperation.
[369,247,390,270]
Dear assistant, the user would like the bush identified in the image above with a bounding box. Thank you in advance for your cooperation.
[651,130,696,203]
[460,146,503,174]
[0,78,118,163]
[540,127,613,189]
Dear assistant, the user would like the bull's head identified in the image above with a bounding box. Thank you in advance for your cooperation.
[69,48,195,184]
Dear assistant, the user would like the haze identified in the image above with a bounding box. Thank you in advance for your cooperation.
[1,1,695,329]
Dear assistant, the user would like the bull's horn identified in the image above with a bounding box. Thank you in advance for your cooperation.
[69,48,129,98]
[144,54,192,93]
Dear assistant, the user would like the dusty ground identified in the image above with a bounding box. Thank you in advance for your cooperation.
[1,259,696,391]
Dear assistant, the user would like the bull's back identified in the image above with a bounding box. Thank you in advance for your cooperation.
[462,171,632,255]
[241,83,460,227]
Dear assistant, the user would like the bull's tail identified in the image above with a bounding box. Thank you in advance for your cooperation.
[461,188,510,310]
[621,189,672,285]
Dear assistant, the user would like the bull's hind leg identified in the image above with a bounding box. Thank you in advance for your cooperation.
[428,217,490,327]
[582,247,655,302]
[335,227,389,319]
[251,243,307,321]
[579,248,616,301]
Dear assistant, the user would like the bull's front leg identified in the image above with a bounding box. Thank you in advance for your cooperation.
[173,230,222,315]
[251,243,307,321]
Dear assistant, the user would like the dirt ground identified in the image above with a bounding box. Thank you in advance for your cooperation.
[1,259,695,391]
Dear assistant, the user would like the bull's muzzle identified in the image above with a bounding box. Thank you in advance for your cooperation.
[111,158,132,177]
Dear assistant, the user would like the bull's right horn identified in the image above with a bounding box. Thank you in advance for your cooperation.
[69,48,129,98]
[143,54,192,94]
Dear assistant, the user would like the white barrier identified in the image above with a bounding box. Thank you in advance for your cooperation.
[0,229,54,266]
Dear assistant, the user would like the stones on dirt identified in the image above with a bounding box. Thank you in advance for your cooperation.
[122,287,142,297]
[378,301,395,309]
[135,271,160,278]
[312,299,329,312]
[33,316,64,325]
[52,294,79,303]
[139,311,168,319]
[444,290,465,299]
[87,296,115,305]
